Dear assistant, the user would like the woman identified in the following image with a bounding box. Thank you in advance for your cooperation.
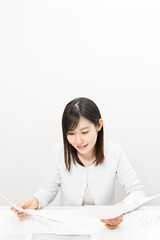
[11,97,146,229]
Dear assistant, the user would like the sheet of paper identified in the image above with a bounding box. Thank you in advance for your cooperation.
[0,192,63,223]
[80,194,160,219]
[120,194,160,214]
[1,191,160,228]
[0,192,39,217]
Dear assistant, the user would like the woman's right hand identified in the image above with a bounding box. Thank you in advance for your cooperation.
[10,196,39,221]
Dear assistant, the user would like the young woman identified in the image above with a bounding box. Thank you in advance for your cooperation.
[11,97,146,230]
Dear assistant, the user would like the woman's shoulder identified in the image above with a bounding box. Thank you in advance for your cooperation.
[104,141,123,156]
[52,142,64,151]
[51,142,64,157]
[49,142,65,167]
[102,141,124,166]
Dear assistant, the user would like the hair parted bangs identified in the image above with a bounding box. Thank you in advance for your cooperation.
[62,97,104,171]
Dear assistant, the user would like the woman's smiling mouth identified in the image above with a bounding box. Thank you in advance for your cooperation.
[77,144,88,150]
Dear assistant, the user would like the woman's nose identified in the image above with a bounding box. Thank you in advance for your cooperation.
[75,134,83,145]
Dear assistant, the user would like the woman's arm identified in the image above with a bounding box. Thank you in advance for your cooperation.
[33,147,61,209]
[116,149,147,203]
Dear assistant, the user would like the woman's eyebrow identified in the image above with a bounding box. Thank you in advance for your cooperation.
[68,127,89,133]
[79,127,89,131]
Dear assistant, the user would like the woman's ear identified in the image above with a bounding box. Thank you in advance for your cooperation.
[97,118,103,131]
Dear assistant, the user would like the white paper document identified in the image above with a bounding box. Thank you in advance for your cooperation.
[81,194,160,219]
[0,191,160,223]
[0,192,63,223]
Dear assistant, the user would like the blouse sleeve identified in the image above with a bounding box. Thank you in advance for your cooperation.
[116,149,147,203]
[33,146,61,209]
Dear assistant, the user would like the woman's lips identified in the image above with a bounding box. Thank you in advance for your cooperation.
[77,144,88,150]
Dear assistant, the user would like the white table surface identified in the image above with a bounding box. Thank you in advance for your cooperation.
[0,206,160,240]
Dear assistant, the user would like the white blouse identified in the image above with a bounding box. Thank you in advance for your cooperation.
[34,141,146,209]
[82,184,95,206]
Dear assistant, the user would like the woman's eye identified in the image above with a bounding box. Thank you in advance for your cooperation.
[67,132,74,135]
[82,132,88,134]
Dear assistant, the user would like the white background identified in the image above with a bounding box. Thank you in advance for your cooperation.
[0,0,160,206]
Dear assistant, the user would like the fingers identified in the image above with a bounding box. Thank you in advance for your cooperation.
[101,219,122,226]
[17,201,26,209]
[105,223,117,230]
[10,197,38,221]
[10,202,28,221]
[101,220,122,230]
[100,214,123,230]
[10,206,19,213]
[11,201,24,211]
[12,209,28,221]
[102,214,123,223]
[10,203,22,213]
[17,212,28,221]
[101,218,123,225]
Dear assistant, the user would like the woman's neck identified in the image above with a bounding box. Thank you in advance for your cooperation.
[80,158,96,167]
[77,150,96,167]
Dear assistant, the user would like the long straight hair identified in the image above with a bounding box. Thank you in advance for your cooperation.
[62,97,104,171]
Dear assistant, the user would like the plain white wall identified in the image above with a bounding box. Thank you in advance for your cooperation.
[0,0,160,206]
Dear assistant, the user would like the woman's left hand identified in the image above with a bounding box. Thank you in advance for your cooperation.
[100,214,124,230]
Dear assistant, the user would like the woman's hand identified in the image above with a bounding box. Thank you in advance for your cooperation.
[10,196,39,221]
[100,214,124,230]
[100,201,125,230]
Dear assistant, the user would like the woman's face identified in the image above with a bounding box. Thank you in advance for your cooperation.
[67,116,103,159]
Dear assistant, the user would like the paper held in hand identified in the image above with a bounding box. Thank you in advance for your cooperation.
[0,191,160,221]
